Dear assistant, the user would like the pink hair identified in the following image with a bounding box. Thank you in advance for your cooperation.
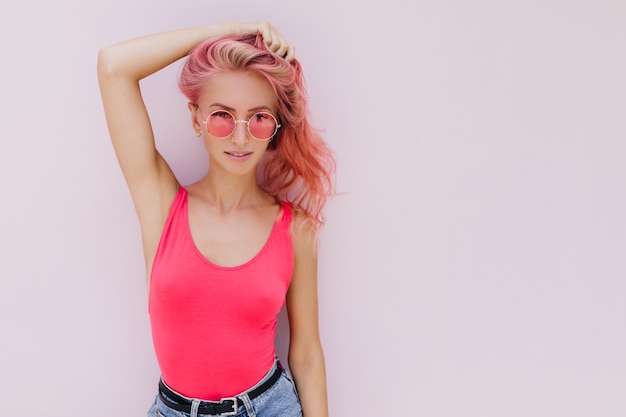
[178,34,336,231]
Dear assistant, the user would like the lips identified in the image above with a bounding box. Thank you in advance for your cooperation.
[225,151,252,157]
[224,151,253,161]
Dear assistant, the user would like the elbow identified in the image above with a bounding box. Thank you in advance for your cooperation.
[96,46,117,80]
[97,46,113,80]
[97,45,130,81]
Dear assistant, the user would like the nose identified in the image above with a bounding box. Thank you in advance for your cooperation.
[230,121,249,145]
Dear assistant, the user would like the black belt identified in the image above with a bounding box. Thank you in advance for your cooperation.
[158,362,283,416]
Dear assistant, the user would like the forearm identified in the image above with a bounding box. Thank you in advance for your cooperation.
[289,349,329,417]
[97,22,232,81]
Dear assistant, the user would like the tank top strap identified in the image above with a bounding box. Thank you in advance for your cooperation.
[151,186,187,270]
[277,200,293,228]
[164,186,188,229]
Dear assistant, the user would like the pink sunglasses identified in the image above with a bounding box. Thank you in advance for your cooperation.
[202,110,281,141]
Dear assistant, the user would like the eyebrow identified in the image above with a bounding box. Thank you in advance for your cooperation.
[209,102,273,112]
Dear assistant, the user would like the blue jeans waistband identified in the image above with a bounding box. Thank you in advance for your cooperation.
[157,360,283,416]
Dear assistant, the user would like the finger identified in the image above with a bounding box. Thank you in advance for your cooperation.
[258,21,276,45]
[249,21,293,59]
[268,40,284,55]
[284,44,296,62]
[274,42,292,60]
[262,31,277,50]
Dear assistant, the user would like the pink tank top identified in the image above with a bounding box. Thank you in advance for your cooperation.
[149,187,294,400]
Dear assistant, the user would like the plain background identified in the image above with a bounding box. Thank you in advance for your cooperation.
[1,0,625,415]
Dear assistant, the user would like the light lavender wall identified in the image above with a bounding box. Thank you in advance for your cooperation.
[1,1,625,416]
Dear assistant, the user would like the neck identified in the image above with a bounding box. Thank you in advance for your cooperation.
[197,168,268,212]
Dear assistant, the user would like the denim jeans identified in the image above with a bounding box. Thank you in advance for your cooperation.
[147,361,302,417]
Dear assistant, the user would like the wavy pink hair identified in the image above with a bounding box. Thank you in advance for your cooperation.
[178,34,336,230]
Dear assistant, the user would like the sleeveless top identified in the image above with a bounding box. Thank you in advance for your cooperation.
[149,187,294,400]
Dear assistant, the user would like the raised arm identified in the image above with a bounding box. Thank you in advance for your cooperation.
[97,21,294,275]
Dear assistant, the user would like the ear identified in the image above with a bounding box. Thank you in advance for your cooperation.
[188,102,202,134]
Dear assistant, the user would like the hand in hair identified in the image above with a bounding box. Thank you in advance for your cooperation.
[218,20,296,62]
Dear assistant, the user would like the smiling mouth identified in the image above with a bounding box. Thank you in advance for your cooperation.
[225,151,252,157]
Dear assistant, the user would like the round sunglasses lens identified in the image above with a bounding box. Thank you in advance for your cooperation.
[249,112,277,140]
[207,111,235,137]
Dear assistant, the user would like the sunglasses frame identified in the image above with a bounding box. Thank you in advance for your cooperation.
[201,109,281,141]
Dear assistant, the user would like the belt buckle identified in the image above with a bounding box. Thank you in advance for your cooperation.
[219,397,238,416]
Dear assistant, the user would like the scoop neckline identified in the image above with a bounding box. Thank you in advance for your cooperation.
[181,188,284,271]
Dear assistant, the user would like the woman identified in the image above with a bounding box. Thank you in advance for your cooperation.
[97,21,334,417]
